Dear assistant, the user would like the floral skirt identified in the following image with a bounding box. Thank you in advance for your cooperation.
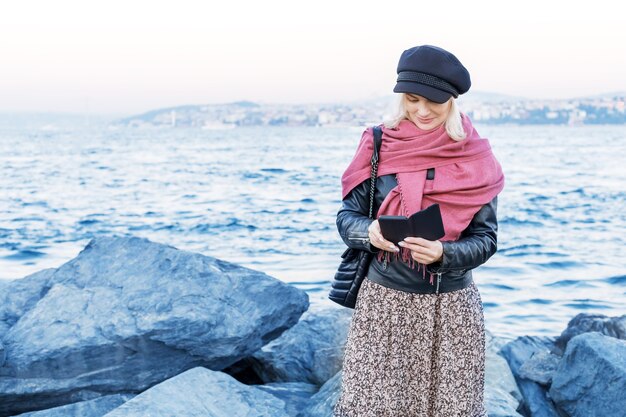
[333,277,487,417]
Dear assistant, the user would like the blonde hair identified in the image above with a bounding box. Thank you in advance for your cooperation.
[383,93,467,141]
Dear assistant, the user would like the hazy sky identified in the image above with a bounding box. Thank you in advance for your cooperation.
[1,0,624,115]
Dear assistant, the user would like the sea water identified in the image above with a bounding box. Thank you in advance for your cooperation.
[1,114,624,339]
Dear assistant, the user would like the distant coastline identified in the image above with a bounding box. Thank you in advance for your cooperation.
[116,92,626,128]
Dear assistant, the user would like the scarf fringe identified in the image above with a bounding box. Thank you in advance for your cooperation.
[377,249,437,286]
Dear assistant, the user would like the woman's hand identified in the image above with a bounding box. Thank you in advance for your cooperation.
[398,237,443,265]
[368,220,400,253]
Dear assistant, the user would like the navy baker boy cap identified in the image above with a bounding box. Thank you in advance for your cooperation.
[393,45,471,104]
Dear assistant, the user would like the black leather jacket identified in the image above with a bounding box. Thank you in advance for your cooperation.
[336,173,498,294]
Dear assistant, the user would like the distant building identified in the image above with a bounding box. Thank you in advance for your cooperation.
[117,94,626,128]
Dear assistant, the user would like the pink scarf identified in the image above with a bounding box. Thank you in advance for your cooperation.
[341,114,505,285]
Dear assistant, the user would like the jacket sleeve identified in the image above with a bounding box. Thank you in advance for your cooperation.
[427,195,499,273]
[336,179,380,253]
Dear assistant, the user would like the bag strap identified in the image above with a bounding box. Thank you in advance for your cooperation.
[368,126,383,219]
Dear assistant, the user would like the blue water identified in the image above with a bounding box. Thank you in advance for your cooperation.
[1,114,624,339]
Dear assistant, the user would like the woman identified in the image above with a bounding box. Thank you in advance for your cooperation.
[333,45,505,417]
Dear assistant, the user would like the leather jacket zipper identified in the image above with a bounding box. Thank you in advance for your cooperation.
[435,272,442,294]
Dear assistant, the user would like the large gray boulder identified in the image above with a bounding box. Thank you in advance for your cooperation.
[484,343,523,417]
[254,381,318,416]
[11,394,134,417]
[0,236,309,416]
[518,351,560,386]
[102,367,289,417]
[0,268,56,338]
[499,336,561,417]
[297,370,343,417]
[549,332,626,417]
[484,387,524,417]
[486,329,514,353]
[251,305,353,385]
[553,313,626,355]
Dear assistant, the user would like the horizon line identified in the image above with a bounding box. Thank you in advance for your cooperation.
[0,89,624,119]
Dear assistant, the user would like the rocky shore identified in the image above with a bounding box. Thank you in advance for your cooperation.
[0,236,624,416]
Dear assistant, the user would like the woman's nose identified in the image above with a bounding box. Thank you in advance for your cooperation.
[416,103,430,116]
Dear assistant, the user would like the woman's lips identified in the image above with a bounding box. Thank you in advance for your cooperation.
[417,117,433,123]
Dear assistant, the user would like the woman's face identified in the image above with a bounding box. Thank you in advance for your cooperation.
[404,93,452,130]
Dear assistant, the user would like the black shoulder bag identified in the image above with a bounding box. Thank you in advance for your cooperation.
[328,126,382,309]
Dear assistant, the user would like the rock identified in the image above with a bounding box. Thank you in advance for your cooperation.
[518,351,560,386]
[484,347,523,416]
[499,336,557,375]
[499,336,561,417]
[11,394,134,417]
[549,332,626,417]
[102,367,289,417]
[254,381,318,416]
[484,387,524,417]
[485,331,522,401]
[297,370,343,417]
[553,313,626,356]
[0,268,56,338]
[0,236,309,416]
[486,329,514,353]
[250,305,353,385]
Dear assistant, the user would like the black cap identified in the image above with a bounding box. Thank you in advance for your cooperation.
[393,45,471,103]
